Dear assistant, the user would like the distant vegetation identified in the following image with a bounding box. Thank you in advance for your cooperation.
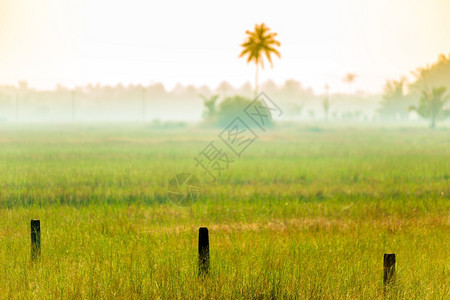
[0,54,449,127]
[378,53,450,124]
[409,86,450,128]
[201,94,274,128]
[378,79,414,120]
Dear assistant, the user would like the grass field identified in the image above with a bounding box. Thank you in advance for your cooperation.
[0,124,449,299]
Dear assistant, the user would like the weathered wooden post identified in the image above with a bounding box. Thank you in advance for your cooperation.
[383,253,395,290]
[198,227,209,276]
[31,219,41,260]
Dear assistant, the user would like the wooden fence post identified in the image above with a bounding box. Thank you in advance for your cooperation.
[198,227,209,276]
[31,219,41,260]
[383,253,395,290]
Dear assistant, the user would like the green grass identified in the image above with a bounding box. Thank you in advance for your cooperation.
[0,124,449,299]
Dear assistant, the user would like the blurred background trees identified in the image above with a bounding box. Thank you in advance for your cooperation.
[200,94,219,124]
[410,54,450,93]
[0,54,449,128]
[378,79,414,120]
[409,86,449,128]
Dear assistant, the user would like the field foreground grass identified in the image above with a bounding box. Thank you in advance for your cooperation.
[0,125,449,299]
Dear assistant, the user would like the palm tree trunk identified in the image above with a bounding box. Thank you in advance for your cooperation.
[254,63,259,96]
[431,115,436,128]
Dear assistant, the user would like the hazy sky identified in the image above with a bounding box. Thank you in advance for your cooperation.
[1,0,449,93]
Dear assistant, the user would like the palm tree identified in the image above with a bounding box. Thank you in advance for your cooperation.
[343,73,357,94]
[378,79,413,120]
[409,86,450,128]
[239,23,281,95]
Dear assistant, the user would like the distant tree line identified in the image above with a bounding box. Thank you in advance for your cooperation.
[0,54,448,127]
[378,53,450,127]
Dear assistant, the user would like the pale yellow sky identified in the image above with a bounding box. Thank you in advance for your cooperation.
[1,0,449,93]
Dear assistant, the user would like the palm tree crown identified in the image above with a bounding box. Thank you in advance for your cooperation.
[239,23,281,95]
[342,73,357,94]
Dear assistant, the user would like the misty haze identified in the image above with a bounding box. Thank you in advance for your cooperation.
[0,0,449,299]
